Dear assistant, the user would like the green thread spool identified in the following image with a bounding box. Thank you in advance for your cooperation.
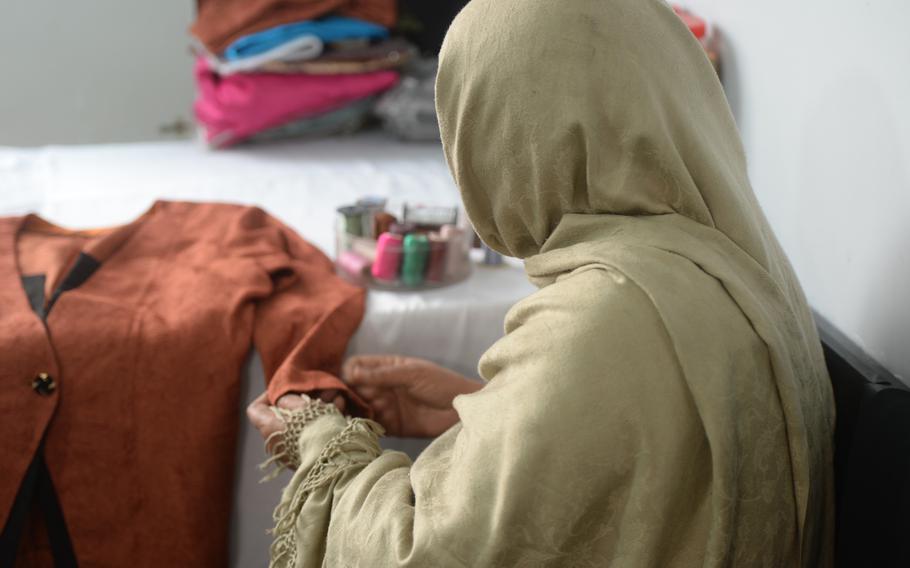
[401,234,430,287]
[337,205,365,237]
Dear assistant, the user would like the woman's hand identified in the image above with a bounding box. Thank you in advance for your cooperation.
[246,392,313,454]
[247,390,346,453]
[343,355,483,438]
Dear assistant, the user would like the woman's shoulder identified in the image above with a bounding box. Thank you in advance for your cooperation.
[506,264,661,338]
[500,257,766,376]
[478,263,682,402]
[484,266,674,381]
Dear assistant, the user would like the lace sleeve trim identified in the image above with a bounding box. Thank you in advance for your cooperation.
[270,417,384,567]
[260,400,341,479]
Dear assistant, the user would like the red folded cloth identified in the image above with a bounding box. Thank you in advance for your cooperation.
[193,57,399,147]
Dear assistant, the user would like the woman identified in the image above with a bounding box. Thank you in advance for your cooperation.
[247,0,835,565]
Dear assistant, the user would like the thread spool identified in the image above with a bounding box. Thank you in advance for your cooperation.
[482,243,504,266]
[373,212,397,237]
[360,212,376,238]
[389,222,417,236]
[350,237,378,261]
[371,233,403,282]
[337,250,371,278]
[426,233,448,283]
[402,204,458,230]
[357,197,387,238]
[401,234,430,286]
[440,225,468,280]
[337,205,365,237]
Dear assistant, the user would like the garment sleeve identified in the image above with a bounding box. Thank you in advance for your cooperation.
[249,210,368,414]
[267,268,712,567]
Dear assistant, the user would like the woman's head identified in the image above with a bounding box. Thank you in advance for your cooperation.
[436,0,772,265]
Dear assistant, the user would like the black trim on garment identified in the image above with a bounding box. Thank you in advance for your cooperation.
[0,446,42,566]
[0,446,77,568]
[21,275,46,318]
[35,451,77,568]
[0,254,99,567]
[46,253,100,315]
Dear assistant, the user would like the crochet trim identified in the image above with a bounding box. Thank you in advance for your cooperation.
[269,418,385,567]
[260,400,340,481]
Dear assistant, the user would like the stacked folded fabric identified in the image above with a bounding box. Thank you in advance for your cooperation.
[191,0,413,148]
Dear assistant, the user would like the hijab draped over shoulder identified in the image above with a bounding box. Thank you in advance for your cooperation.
[268,1,835,566]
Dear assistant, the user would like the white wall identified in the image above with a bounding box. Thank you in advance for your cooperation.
[678,0,910,382]
[0,0,195,145]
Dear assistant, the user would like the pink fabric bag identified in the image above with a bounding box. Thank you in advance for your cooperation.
[194,57,399,147]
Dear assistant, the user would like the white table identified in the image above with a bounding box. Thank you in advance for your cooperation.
[0,133,537,566]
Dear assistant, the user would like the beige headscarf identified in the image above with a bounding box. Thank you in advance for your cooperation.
[437,0,835,565]
[268,1,835,566]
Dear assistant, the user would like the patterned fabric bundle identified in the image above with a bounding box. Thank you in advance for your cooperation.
[190,2,411,147]
[243,97,378,144]
[259,38,416,75]
[194,58,398,147]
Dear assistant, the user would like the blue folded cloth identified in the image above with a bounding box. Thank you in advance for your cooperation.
[223,16,389,61]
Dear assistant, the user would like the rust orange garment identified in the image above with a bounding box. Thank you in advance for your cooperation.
[0,200,366,566]
[192,0,398,55]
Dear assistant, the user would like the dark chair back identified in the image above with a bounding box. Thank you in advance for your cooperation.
[820,317,910,568]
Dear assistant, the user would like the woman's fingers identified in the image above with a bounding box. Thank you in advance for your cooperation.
[276,393,311,410]
[344,354,400,371]
[247,392,285,446]
[315,389,347,412]
[246,392,273,428]
[345,357,414,388]
[344,355,409,376]
[342,355,373,380]
[353,385,380,400]
[275,390,346,413]
[318,390,338,403]
[249,391,353,453]
[370,395,392,412]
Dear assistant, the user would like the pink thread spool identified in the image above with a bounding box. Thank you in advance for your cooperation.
[338,251,371,278]
[371,233,403,282]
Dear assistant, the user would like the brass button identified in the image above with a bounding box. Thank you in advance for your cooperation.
[32,373,56,396]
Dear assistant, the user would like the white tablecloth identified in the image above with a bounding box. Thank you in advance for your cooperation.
[0,133,536,566]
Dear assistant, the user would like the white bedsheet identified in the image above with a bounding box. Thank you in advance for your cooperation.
[0,134,536,566]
